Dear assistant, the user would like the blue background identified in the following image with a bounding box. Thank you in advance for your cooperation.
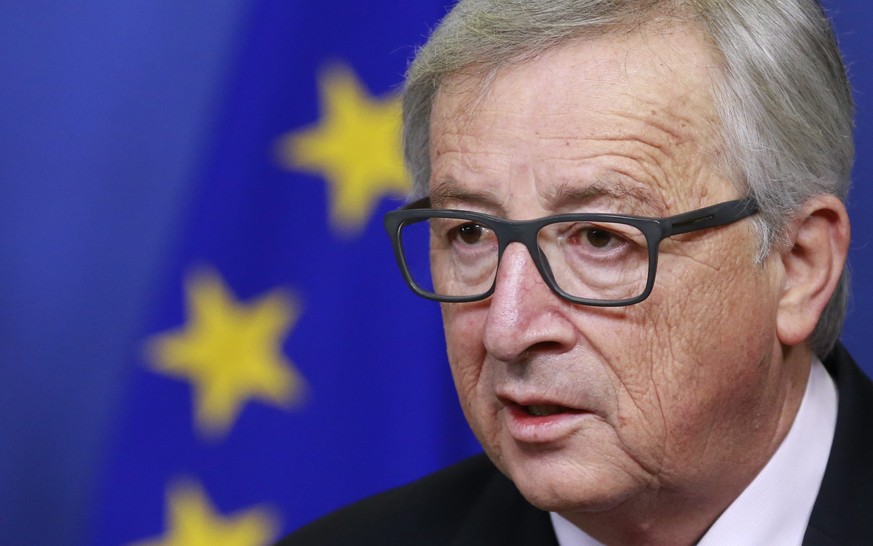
[1,1,872,544]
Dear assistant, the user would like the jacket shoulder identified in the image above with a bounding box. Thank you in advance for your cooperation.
[805,344,873,544]
[277,454,551,546]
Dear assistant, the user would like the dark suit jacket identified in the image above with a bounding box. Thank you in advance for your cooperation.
[278,343,873,545]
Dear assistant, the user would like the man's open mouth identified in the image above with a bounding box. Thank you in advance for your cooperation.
[524,404,574,417]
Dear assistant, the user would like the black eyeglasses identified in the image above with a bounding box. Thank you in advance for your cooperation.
[384,197,758,306]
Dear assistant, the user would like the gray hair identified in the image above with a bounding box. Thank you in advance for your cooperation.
[401,0,854,357]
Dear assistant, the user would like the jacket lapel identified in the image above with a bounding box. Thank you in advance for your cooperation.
[803,343,873,545]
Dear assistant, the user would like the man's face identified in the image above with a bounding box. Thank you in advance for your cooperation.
[430,26,789,515]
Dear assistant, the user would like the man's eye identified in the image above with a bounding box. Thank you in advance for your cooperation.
[585,228,616,248]
[560,223,633,253]
[454,223,488,245]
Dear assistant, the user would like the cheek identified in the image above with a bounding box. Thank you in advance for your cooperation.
[441,303,488,411]
[610,251,780,471]
[441,302,508,456]
[580,311,673,462]
[653,249,777,370]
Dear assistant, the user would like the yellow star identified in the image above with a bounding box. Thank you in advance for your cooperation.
[130,481,278,546]
[276,64,410,233]
[146,269,306,439]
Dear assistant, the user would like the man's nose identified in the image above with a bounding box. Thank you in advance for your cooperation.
[482,243,575,361]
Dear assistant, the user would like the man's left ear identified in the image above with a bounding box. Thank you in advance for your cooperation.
[776,194,850,346]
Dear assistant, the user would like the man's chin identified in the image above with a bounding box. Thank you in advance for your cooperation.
[480,426,648,513]
[503,458,633,515]
[520,483,630,516]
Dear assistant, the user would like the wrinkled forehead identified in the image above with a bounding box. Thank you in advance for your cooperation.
[432,21,722,136]
[428,23,732,213]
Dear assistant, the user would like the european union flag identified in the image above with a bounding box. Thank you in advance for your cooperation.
[89,1,482,543]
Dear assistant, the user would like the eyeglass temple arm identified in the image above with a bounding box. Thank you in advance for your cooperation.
[666,198,758,237]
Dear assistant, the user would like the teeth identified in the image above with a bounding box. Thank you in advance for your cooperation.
[526,404,565,417]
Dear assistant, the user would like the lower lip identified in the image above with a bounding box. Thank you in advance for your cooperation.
[504,404,592,444]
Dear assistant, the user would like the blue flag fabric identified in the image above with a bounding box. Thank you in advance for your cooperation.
[90,1,483,543]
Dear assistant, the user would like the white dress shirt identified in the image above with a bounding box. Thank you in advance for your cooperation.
[550,356,838,546]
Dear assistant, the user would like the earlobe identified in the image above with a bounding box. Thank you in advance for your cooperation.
[775,195,850,347]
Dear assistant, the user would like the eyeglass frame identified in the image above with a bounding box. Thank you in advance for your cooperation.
[384,196,759,307]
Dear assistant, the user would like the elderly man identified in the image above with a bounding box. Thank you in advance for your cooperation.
[281,1,872,544]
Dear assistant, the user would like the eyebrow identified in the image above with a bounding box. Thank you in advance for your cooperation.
[429,177,666,216]
[545,180,666,215]
[428,181,503,211]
